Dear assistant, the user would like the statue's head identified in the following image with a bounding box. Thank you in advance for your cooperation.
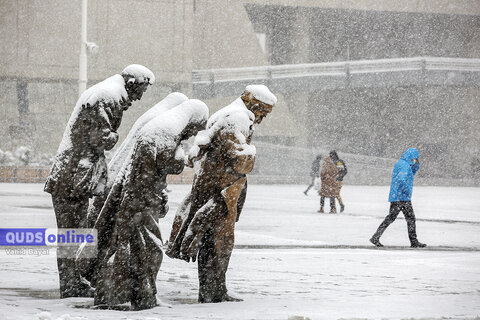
[122,64,155,102]
[241,85,276,124]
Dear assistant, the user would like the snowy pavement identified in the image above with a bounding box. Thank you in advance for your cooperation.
[0,183,479,319]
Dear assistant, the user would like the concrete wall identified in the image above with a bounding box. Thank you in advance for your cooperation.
[307,86,480,179]
[192,0,268,69]
[242,0,480,16]
[245,4,480,65]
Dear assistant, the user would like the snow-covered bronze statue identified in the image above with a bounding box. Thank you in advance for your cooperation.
[86,92,189,228]
[166,85,276,303]
[44,64,154,298]
[79,99,208,310]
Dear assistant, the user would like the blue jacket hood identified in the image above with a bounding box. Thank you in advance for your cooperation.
[400,148,419,163]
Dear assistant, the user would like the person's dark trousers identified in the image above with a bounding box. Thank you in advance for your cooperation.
[372,201,418,244]
[304,176,315,194]
[52,195,91,298]
[320,196,336,212]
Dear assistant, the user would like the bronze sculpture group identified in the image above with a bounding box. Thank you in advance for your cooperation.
[45,65,276,310]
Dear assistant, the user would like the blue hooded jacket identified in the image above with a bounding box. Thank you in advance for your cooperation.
[388,148,420,202]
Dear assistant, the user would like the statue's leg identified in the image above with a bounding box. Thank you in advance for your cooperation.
[52,196,68,298]
[52,195,90,298]
[214,209,238,302]
[131,221,163,310]
[198,228,219,303]
[198,207,239,303]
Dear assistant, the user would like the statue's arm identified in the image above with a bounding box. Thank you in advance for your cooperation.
[222,132,255,175]
[95,102,119,151]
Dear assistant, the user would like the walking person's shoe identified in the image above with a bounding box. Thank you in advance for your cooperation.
[340,204,345,213]
[330,208,337,214]
[317,208,324,213]
[303,190,308,196]
[410,241,427,248]
[369,237,383,247]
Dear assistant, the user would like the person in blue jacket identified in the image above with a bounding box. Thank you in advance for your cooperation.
[370,148,426,248]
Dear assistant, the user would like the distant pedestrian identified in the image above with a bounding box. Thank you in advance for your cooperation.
[304,155,322,195]
[318,154,340,213]
[329,150,347,212]
[370,148,426,248]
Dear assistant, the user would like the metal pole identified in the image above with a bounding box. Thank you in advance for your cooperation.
[78,0,87,96]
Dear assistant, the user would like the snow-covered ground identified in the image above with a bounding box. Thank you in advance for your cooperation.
[0,183,479,319]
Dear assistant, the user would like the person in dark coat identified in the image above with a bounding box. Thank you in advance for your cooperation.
[318,154,340,213]
[370,148,427,248]
[44,64,154,298]
[166,85,276,303]
[303,155,322,195]
[329,150,347,212]
[77,99,209,310]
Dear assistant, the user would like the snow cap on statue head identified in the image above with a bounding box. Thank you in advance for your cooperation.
[245,85,277,106]
[122,64,155,85]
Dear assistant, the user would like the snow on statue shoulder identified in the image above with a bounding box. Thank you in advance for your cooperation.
[81,75,128,109]
[187,98,255,165]
[107,92,188,184]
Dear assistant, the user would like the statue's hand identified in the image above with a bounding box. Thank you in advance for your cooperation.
[103,131,118,150]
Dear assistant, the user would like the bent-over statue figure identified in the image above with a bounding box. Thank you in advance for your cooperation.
[44,64,154,298]
[166,85,276,303]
